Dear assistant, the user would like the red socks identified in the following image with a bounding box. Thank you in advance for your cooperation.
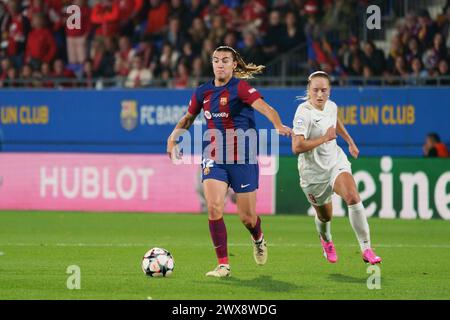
[209,216,263,265]
[208,218,229,265]
[246,216,263,242]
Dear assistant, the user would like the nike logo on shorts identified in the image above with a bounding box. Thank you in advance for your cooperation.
[203,99,210,104]
[241,184,250,188]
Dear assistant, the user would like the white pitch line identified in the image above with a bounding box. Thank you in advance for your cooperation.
[1,243,450,248]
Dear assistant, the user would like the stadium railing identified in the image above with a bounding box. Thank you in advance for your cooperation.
[1,75,450,89]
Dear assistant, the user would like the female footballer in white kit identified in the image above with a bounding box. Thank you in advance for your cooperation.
[291,71,382,265]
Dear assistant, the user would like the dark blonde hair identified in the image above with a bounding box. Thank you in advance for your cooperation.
[298,71,331,101]
[213,46,265,79]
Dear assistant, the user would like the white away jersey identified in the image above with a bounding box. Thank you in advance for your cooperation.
[293,99,350,186]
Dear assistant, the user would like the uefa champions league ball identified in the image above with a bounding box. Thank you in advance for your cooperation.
[142,247,174,277]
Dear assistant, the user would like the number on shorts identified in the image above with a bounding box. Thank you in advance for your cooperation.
[202,158,215,169]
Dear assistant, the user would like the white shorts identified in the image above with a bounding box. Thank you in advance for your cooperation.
[300,161,352,206]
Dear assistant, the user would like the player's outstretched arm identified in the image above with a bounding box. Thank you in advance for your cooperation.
[250,98,292,136]
[292,127,336,155]
[336,118,359,158]
[167,112,197,160]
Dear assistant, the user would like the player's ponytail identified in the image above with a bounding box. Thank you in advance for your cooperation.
[213,46,265,79]
[297,71,331,101]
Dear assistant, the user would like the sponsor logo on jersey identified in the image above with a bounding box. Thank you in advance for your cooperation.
[212,112,229,118]
[248,88,257,94]
[296,117,304,126]
[220,97,228,105]
[120,100,138,131]
[204,111,229,119]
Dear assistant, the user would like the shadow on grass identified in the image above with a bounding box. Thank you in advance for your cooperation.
[193,275,301,293]
[328,273,366,284]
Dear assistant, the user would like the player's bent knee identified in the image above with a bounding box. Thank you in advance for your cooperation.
[207,202,224,219]
[239,212,256,227]
[343,192,360,206]
[317,214,332,223]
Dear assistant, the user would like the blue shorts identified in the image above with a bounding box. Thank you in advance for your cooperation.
[201,159,259,193]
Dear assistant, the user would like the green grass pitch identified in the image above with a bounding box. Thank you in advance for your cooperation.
[0,211,449,300]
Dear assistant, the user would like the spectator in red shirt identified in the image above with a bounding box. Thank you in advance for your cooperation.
[117,0,144,37]
[6,0,30,65]
[145,0,169,36]
[91,0,120,37]
[65,0,91,65]
[25,13,57,69]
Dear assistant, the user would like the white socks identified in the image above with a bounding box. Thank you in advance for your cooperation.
[315,215,332,242]
[348,201,371,252]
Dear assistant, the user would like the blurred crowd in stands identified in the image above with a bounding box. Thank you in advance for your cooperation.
[0,0,449,88]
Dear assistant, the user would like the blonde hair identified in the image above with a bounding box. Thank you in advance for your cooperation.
[297,71,331,101]
[213,46,265,79]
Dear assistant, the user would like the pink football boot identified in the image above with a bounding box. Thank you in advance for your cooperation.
[362,248,382,265]
[320,237,338,263]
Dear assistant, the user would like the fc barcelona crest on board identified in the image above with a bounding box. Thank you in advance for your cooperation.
[120,100,138,131]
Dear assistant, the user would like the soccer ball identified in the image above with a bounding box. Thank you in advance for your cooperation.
[141,247,174,277]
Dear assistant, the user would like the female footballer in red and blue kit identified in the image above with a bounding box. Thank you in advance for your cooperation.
[167,46,292,277]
